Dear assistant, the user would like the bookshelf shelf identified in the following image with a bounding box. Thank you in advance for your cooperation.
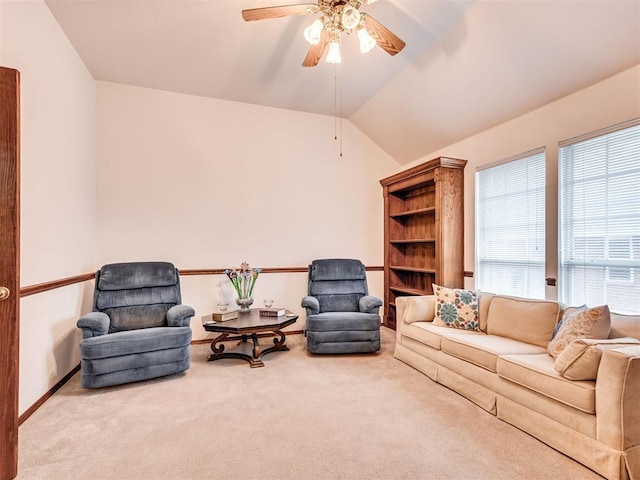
[390,266,437,274]
[389,239,436,244]
[389,207,436,218]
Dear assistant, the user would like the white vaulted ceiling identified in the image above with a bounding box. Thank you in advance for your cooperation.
[44,0,640,163]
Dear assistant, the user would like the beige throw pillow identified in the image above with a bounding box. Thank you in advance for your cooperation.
[477,291,495,332]
[404,296,436,324]
[554,337,640,380]
[547,305,611,359]
[432,284,479,331]
[486,296,561,348]
[609,312,640,339]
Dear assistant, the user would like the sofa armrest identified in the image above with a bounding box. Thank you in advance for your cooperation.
[359,295,382,314]
[395,296,436,344]
[167,305,195,327]
[596,346,640,450]
[77,312,110,339]
[395,296,410,333]
[301,296,320,315]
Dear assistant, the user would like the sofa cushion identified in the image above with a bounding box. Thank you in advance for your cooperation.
[548,305,611,359]
[609,312,640,340]
[553,337,640,380]
[497,354,595,414]
[442,334,547,373]
[402,322,482,350]
[486,296,561,348]
[402,323,442,350]
[432,284,479,331]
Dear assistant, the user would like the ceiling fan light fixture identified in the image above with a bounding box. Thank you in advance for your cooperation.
[242,0,405,67]
[357,27,376,53]
[341,5,361,30]
[326,39,341,64]
[304,18,324,45]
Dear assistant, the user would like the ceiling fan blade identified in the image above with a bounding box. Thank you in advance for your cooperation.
[302,28,330,67]
[242,4,319,21]
[363,14,406,56]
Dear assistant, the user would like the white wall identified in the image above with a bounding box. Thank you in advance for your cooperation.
[403,65,640,297]
[1,1,397,414]
[96,82,399,338]
[12,0,634,415]
[1,0,96,414]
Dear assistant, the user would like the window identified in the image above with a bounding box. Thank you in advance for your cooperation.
[475,148,546,298]
[559,120,640,314]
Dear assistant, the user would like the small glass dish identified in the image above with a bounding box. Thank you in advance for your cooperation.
[263,299,274,308]
[217,302,229,312]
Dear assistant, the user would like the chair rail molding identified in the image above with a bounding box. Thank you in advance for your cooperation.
[20,265,385,296]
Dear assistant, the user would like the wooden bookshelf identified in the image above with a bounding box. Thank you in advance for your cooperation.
[380,157,466,329]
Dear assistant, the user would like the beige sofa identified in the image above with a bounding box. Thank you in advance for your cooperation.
[394,294,640,480]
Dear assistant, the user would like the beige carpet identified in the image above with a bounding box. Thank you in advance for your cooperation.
[17,328,602,480]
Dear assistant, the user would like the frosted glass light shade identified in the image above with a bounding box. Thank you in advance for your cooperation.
[304,19,324,45]
[326,41,341,64]
[358,28,376,53]
[341,6,361,30]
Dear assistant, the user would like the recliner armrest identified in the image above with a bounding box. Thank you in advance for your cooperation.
[301,296,320,315]
[359,295,383,314]
[167,304,195,327]
[77,312,110,339]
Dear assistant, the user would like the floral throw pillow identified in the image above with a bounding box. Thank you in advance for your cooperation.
[432,284,479,331]
[551,305,587,340]
[547,305,611,359]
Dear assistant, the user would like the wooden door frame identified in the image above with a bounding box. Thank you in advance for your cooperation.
[0,66,20,480]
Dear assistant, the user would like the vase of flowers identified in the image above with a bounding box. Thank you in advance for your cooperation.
[235,297,254,311]
[224,262,262,312]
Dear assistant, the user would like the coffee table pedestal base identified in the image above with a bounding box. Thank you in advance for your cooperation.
[208,330,289,368]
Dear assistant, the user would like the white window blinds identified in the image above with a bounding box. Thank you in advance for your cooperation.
[476,148,546,298]
[559,119,640,314]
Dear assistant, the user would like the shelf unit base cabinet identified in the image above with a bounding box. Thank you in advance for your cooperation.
[380,157,467,330]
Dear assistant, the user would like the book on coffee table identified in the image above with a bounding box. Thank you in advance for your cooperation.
[211,310,239,322]
[259,308,285,317]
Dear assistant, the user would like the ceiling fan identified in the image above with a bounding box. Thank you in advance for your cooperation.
[241,0,406,67]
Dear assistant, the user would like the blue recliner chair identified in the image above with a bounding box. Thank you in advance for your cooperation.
[302,259,382,354]
[76,261,194,388]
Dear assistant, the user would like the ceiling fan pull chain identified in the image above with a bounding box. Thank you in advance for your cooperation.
[332,64,343,157]
[339,65,343,158]
[334,64,338,141]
